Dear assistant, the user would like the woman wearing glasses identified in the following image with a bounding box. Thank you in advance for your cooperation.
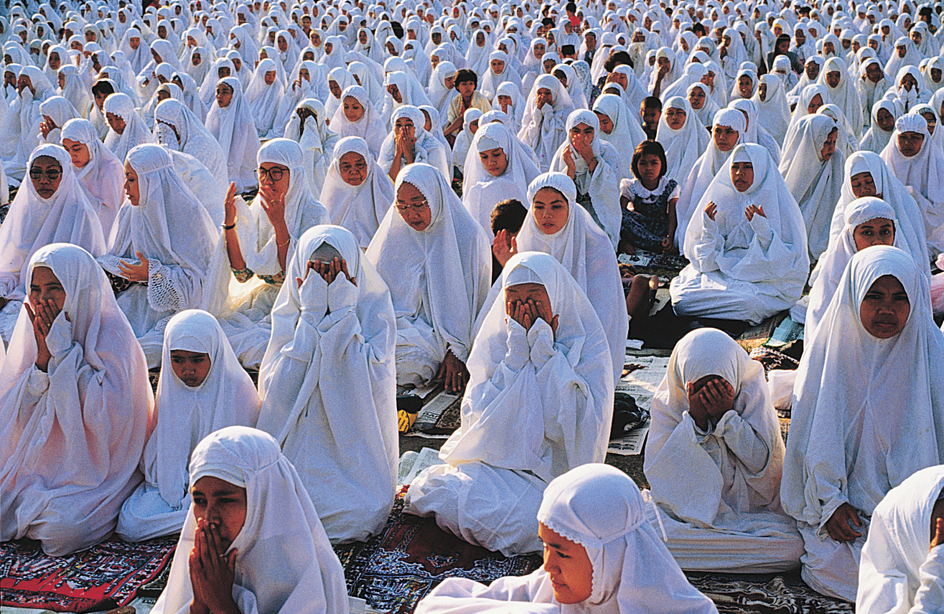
[367,163,490,393]
[206,138,329,368]
[0,144,105,343]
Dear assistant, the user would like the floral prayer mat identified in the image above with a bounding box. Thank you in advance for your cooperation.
[687,572,853,614]
[0,535,176,612]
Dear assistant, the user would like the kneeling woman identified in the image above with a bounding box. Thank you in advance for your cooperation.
[0,243,151,555]
[405,252,614,555]
[150,426,350,614]
[257,225,398,543]
[670,143,809,325]
[415,464,717,613]
[645,328,804,573]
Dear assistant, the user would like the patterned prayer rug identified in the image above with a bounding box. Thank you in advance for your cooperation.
[687,572,853,614]
[0,536,176,612]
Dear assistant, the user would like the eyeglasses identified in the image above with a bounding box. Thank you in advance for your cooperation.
[256,166,285,182]
[395,198,429,213]
[29,167,62,181]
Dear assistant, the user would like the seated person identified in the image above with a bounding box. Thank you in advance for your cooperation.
[378,105,450,182]
[149,427,351,614]
[414,464,718,614]
[782,246,944,602]
[406,252,614,555]
[61,118,125,237]
[0,243,151,555]
[670,144,809,325]
[367,163,490,393]
[256,225,398,543]
[620,140,680,256]
[518,74,575,172]
[858,465,944,613]
[644,328,804,573]
[490,198,528,281]
[0,144,106,342]
[117,309,260,542]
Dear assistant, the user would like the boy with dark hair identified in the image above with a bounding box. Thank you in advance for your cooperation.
[490,199,527,281]
[444,69,491,144]
[641,96,662,140]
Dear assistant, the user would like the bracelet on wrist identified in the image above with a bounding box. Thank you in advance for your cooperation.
[222,222,236,230]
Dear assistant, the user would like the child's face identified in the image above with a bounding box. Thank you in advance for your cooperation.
[191,476,247,550]
[171,349,212,387]
[539,523,593,604]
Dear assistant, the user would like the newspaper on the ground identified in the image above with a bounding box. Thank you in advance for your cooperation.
[607,355,670,456]
[412,390,461,432]
[397,447,443,486]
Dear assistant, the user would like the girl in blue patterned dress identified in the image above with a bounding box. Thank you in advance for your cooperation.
[619,141,679,255]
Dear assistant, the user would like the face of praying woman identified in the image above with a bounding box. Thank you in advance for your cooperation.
[329,79,342,99]
[853,218,895,251]
[338,151,368,186]
[532,187,569,234]
[805,62,820,80]
[876,108,895,132]
[688,86,706,109]
[479,146,508,177]
[29,156,63,199]
[859,274,910,338]
[569,122,594,149]
[538,523,593,605]
[901,73,918,91]
[343,96,365,123]
[62,138,91,169]
[921,112,938,135]
[124,162,140,206]
[807,94,824,114]
[490,59,505,75]
[215,83,233,108]
[850,171,878,198]
[191,476,247,551]
[665,106,686,130]
[738,75,753,98]
[713,124,738,152]
[29,266,66,315]
[395,181,432,231]
[263,70,276,86]
[731,161,754,192]
[825,70,841,88]
[820,128,838,161]
[898,131,925,157]
[170,349,212,387]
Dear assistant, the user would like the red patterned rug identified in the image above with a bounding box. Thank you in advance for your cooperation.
[0,535,176,612]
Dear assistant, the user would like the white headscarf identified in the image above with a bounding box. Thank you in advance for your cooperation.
[0,243,151,555]
[492,80,526,134]
[377,105,450,180]
[591,94,646,181]
[858,465,944,613]
[329,84,386,159]
[117,309,260,542]
[366,162,491,365]
[103,92,153,163]
[860,98,899,153]
[205,76,260,192]
[150,426,351,614]
[656,96,710,183]
[0,144,106,302]
[687,81,721,130]
[256,225,397,542]
[782,246,944,529]
[518,74,575,172]
[779,114,845,258]
[751,75,789,146]
[154,98,226,185]
[441,252,614,482]
[60,118,125,238]
[818,56,863,136]
[319,136,393,248]
[514,172,626,380]
[244,58,285,139]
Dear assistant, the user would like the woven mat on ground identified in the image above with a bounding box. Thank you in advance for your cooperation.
[687,571,853,614]
[333,488,543,614]
[0,535,176,612]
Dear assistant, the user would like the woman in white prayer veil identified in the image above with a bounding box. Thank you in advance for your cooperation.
[671,144,809,325]
[512,172,626,381]
[103,92,152,163]
[198,57,234,106]
[256,224,397,543]
[549,109,623,248]
[782,246,944,603]
[103,143,218,366]
[37,96,78,146]
[860,98,899,154]
[818,56,864,136]
[1,65,55,183]
[881,113,944,253]
[325,66,356,124]
[687,81,721,130]
[783,83,831,146]
[153,98,226,188]
[57,65,91,117]
[491,81,525,134]
[378,105,450,182]
[0,145,106,343]
[244,58,285,140]
[892,66,932,115]
[416,463,717,613]
[884,37,922,83]
[675,108,746,251]
[519,74,575,173]
[656,96,710,186]
[116,309,259,542]
[591,93,645,182]
[148,426,351,614]
[858,464,944,613]
[330,85,386,159]
[283,98,339,197]
[366,163,490,391]
[206,77,260,193]
[779,114,845,259]
[644,328,804,573]
[0,243,150,556]
[462,121,540,239]
[319,136,393,249]
[750,74,790,146]
[406,251,614,555]
[60,118,125,238]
